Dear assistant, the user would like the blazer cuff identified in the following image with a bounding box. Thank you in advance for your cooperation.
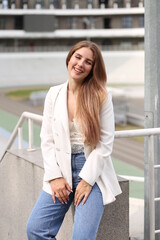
[79,172,95,187]
[44,172,63,182]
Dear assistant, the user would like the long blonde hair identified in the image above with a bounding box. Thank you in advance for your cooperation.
[66,40,107,147]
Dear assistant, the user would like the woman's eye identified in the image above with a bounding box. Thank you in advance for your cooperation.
[86,61,92,65]
[75,56,80,59]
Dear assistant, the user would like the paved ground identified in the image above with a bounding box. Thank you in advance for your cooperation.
[0,89,42,116]
[113,138,144,169]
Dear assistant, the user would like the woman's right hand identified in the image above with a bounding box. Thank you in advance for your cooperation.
[50,178,72,204]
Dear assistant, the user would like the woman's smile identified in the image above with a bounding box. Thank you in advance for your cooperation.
[74,66,83,74]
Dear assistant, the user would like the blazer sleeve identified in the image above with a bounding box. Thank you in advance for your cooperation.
[40,88,63,182]
[79,90,115,186]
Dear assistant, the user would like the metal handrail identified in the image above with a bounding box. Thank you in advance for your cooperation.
[2,111,160,154]
[0,111,43,161]
[1,111,160,239]
[115,127,160,137]
[119,175,144,182]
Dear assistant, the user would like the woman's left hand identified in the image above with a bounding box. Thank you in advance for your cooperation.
[74,179,92,206]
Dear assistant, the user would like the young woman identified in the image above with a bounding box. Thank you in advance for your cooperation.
[26,40,122,240]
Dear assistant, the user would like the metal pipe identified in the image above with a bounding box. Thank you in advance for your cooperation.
[119,175,144,182]
[154,165,160,169]
[144,0,160,238]
[115,128,160,138]
[0,114,25,161]
[148,135,155,240]
[18,127,23,149]
[28,118,33,150]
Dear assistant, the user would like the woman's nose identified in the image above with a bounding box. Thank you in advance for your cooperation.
[78,59,84,67]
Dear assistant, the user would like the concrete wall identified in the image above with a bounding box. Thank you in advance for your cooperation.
[0,51,144,88]
[0,148,129,240]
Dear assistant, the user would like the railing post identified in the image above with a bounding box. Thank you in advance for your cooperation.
[145,0,160,239]
[28,118,33,150]
[18,127,23,149]
[148,135,155,240]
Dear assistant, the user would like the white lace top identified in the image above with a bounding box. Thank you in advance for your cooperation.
[69,119,84,153]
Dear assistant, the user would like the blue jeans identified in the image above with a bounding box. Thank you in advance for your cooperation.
[26,153,104,240]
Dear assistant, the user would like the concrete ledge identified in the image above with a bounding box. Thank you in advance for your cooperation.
[129,198,144,240]
[97,178,129,240]
[0,149,129,240]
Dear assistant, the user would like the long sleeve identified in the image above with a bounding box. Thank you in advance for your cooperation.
[79,90,115,186]
[40,88,63,182]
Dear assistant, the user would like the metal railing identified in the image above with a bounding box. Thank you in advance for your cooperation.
[0,111,42,160]
[0,0,144,10]
[1,111,160,239]
[114,125,160,239]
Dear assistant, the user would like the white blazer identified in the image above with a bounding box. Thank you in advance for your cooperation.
[40,82,122,205]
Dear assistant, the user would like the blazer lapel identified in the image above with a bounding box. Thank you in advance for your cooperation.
[56,82,70,139]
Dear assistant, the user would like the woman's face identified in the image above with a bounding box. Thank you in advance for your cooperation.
[67,47,94,84]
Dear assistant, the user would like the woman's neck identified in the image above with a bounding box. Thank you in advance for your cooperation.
[67,80,80,95]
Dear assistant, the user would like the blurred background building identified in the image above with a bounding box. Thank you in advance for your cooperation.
[0,0,145,127]
[0,0,144,52]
